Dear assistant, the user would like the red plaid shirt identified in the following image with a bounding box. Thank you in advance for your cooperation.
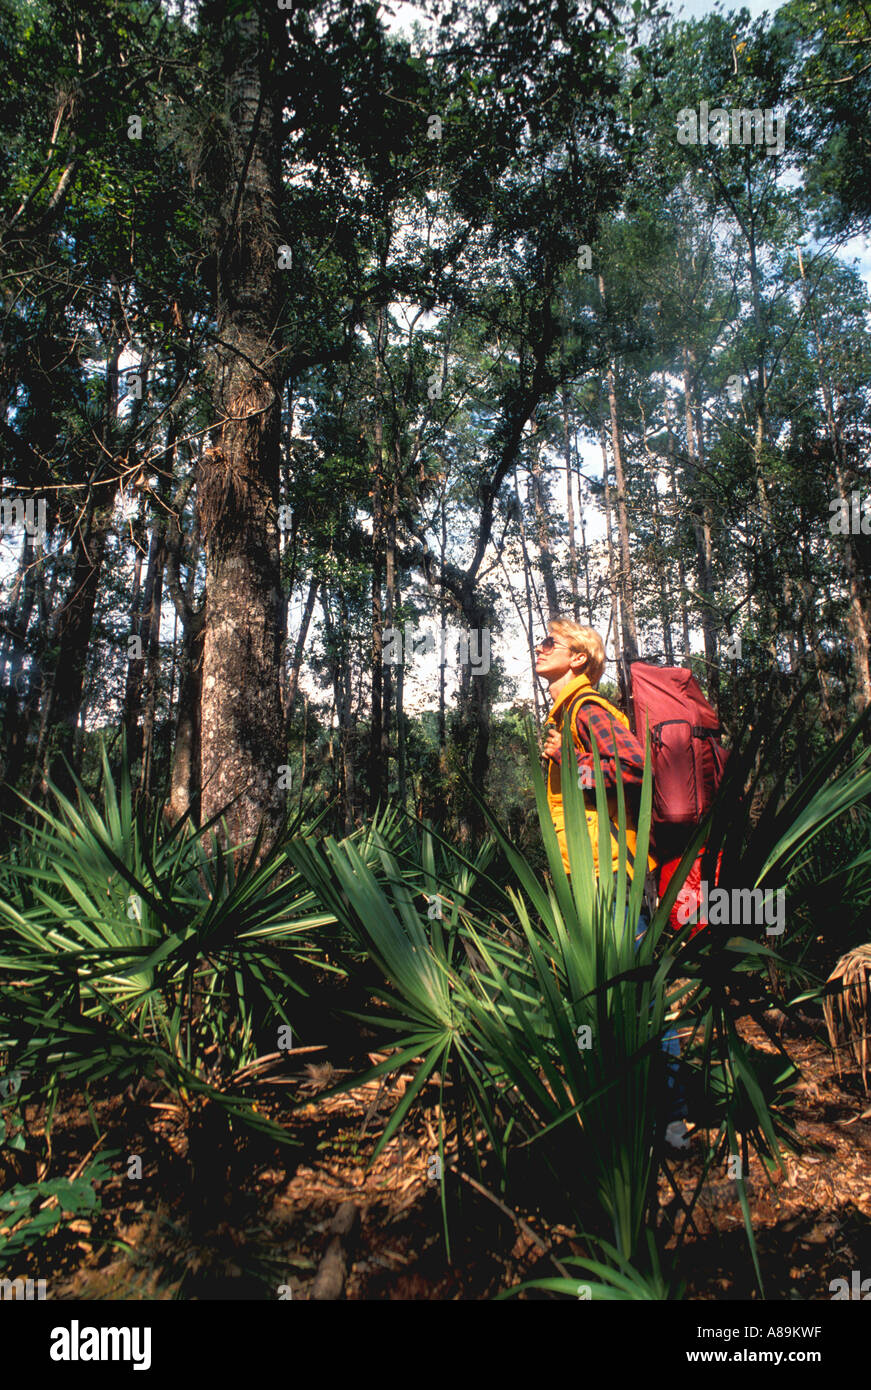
[551,698,645,793]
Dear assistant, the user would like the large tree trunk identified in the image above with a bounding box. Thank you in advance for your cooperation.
[197,7,287,857]
[368,305,387,812]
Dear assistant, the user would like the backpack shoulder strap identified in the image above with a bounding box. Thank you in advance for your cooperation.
[565,689,628,730]
[564,689,638,870]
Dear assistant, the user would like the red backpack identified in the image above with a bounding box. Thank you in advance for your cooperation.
[621,661,728,827]
[619,660,728,933]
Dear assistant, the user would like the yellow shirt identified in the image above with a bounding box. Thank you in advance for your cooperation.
[544,674,653,878]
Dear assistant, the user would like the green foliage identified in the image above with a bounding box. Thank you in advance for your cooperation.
[0,1118,115,1263]
[0,740,364,1144]
[776,0,871,230]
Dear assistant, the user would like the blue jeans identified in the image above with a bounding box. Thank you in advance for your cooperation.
[619,880,687,1123]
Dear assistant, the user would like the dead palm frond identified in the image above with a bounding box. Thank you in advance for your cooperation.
[823,944,871,1091]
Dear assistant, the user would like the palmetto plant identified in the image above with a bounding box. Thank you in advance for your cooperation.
[0,742,391,1149]
[289,697,871,1298]
[288,726,683,1291]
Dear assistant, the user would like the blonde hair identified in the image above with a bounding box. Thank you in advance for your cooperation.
[548,620,606,686]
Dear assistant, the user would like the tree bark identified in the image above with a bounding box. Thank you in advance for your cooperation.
[197,7,287,858]
[368,305,387,811]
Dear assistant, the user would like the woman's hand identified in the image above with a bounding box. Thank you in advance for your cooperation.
[542,729,563,760]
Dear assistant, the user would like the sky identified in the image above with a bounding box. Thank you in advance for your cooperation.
[671,0,776,16]
[387,0,782,32]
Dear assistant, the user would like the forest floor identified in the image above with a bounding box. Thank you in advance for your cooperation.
[7,1010,871,1302]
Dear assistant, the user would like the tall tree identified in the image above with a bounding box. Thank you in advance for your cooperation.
[195,4,289,853]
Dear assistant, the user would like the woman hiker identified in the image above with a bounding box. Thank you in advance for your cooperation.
[537,619,647,884]
[535,618,689,1147]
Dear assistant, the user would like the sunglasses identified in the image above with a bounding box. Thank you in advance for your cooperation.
[536,635,571,652]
